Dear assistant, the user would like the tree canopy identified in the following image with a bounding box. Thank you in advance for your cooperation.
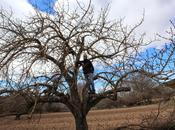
[0,1,175,130]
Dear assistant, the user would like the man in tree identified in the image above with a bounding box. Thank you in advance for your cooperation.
[76,54,95,94]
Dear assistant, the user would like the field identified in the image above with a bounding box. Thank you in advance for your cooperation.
[0,104,173,130]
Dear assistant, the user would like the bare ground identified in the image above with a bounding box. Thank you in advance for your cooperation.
[0,104,173,130]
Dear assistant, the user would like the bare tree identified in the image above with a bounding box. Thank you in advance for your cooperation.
[117,73,157,106]
[0,1,175,130]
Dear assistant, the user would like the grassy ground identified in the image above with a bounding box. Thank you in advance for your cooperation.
[0,104,173,130]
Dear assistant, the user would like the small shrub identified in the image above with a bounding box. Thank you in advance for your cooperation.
[114,100,175,130]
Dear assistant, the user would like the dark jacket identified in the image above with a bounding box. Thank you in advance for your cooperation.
[77,59,94,74]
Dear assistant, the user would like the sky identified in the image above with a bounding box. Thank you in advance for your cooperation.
[28,0,56,14]
[0,0,174,49]
[0,0,175,89]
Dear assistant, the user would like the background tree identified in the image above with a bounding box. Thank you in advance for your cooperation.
[0,1,175,130]
[117,73,157,106]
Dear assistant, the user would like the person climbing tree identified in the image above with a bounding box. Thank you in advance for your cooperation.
[76,54,95,94]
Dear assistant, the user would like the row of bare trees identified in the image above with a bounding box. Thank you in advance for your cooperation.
[0,1,175,130]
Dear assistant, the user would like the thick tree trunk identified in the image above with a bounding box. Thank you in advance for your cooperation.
[74,114,88,130]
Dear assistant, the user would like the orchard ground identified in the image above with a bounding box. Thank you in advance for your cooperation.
[0,104,174,130]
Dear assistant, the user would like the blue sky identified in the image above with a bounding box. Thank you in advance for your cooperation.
[0,0,175,90]
[28,0,56,14]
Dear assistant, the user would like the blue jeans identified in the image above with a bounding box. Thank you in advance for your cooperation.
[84,73,95,93]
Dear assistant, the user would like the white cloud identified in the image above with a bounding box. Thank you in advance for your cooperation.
[0,0,175,48]
[0,0,34,18]
[106,0,175,48]
[54,0,175,48]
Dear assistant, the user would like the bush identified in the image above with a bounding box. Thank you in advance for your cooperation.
[95,98,118,109]
[40,103,69,112]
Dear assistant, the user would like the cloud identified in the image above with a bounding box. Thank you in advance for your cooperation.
[54,0,175,48]
[107,0,175,48]
[0,0,34,18]
[0,0,175,49]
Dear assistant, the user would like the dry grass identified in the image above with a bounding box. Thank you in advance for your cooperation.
[0,104,173,130]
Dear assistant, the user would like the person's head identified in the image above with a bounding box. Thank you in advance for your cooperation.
[83,54,87,60]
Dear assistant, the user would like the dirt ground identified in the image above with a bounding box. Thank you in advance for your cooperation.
[0,104,173,130]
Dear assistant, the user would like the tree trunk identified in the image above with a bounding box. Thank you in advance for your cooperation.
[74,114,88,130]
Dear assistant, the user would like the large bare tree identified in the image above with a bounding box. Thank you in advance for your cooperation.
[0,1,175,130]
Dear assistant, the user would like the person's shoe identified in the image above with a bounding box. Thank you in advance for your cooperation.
[90,91,96,94]
[88,91,91,94]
